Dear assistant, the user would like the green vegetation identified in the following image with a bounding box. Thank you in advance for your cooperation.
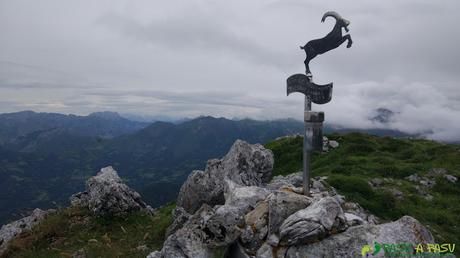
[4,133,459,257]
[2,203,175,258]
[265,133,460,250]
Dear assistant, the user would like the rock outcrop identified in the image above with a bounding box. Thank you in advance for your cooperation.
[149,139,436,258]
[70,166,152,217]
[177,140,274,214]
[285,216,434,258]
[0,208,54,255]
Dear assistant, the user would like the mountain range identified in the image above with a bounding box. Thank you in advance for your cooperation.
[0,110,409,225]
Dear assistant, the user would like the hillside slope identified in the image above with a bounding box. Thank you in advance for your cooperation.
[265,133,460,248]
[0,117,304,225]
[2,133,458,257]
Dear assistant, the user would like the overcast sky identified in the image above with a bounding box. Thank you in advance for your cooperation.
[1,0,459,141]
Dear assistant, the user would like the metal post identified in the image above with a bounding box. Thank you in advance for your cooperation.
[303,95,312,196]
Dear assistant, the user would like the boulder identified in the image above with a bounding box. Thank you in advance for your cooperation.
[267,191,310,236]
[165,206,190,237]
[177,140,273,214]
[267,172,302,190]
[0,208,53,255]
[69,166,150,217]
[224,180,271,212]
[279,197,347,245]
[342,202,379,224]
[285,216,434,258]
[241,201,269,253]
[150,205,215,258]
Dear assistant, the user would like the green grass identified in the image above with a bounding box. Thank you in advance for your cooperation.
[265,133,460,252]
[2,203,175,258]
[4,133,459,257]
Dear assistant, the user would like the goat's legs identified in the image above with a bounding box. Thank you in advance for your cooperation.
[343,34,353,48]
[303,46,317,76]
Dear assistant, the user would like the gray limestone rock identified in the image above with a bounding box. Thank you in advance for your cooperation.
[369,178,383,187]
[405,174,436,188]
[322,136,330,152]
[267,191,311,236]
[177,140,274,214]
[165,206,190,237]
[285,216,434,258]
[241,201,269,253]
[69,166,149,217]
[150,205,215,258]
[279,197,346,245]
[0,208,54,255]
[444,174,458,183]
[256,243,274,258]
[267,172,303,190]
[329,140,339,148]
[342,201,379,224]
[344,212,365,227]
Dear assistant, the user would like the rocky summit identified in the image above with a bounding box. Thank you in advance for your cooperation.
[148,140,435,258]
[70,166,153,217]
[0,138,446,257]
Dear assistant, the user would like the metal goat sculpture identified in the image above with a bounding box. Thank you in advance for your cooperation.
[301,11,353,76]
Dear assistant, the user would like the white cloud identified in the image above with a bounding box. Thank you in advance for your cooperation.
[0,0,459,141]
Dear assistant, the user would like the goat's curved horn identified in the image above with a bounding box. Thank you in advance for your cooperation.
[321,11,343,22]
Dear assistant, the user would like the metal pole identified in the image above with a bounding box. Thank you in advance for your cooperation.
[303,95,312,196]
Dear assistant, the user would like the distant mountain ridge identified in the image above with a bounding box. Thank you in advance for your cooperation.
[0,110,148,145]
[0,111,148,152]
[0,111,412,225]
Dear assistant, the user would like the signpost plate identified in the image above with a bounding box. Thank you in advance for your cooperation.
[287,74,333,104]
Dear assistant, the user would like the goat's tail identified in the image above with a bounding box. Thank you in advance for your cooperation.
[300,45,305,50]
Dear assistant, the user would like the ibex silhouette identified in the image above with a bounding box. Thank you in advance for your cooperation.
[301,11,352,76]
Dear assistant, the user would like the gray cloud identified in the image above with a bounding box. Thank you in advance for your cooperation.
[0,0,459,141]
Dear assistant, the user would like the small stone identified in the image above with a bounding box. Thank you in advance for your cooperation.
[329,140,339,148]
[369,178,383,187]
[405,174,420,182]
[322,136,330,152]
[267,234,279,246]
[389,188,404,200]
[444,174,457,183]
[420,179,436,188]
